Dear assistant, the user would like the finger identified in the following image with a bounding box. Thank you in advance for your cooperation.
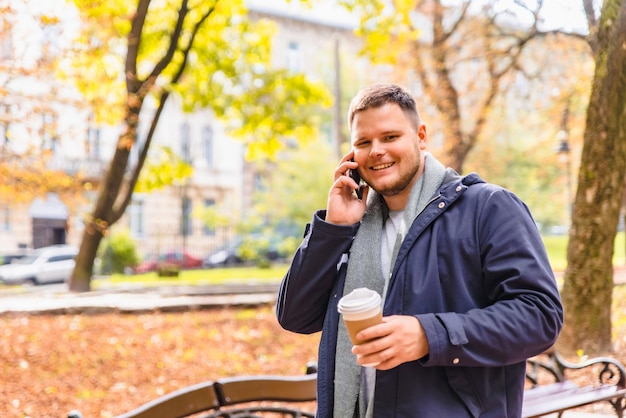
[341,149,355,163]
[329,174,356,197]
[354,321,390,344]
[356,349,387,367]
[352,334,389,359]
[357,355,380,368]
[356,345,394,369]
[334,160,358,181]
[335,150,356,173]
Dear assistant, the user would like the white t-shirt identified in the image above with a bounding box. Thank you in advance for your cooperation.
[381,209,405,279]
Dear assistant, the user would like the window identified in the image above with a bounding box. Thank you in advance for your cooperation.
[48,255,75,263]
[203,199,216,236]
[287,41,302,73]
[180,122,191,163]
[202,125,214,169]
[42,113,58,153]
[181,196,192,237]
[129,198,145,238]
[41,24,61,57]
[254,172,266,192]
[88,124,101,160]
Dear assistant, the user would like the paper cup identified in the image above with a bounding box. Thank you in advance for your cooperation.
[337,287,383,345]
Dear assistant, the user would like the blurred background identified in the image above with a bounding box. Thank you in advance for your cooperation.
[0,0,602,276]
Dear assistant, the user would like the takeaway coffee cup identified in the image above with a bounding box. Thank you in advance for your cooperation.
[337,287,383,345]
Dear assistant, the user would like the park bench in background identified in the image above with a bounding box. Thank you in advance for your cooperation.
[68,352,626,418]
[112,380,220,418]
[523,349,626,417]
[106,365,317,418]
[209,374,317,417]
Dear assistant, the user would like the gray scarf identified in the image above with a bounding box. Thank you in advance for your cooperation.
[333,153,447,417]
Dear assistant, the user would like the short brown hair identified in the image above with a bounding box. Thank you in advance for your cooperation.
[347,83,420,130]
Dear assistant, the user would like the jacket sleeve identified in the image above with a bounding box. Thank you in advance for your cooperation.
[276,210,359,334]
[419,186,564,367]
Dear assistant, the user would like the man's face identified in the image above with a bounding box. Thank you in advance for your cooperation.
[351,103,427,206]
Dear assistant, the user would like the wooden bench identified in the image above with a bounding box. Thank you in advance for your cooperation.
[523,349,626,417]
[107,366,318,418]
[68,353,626,418]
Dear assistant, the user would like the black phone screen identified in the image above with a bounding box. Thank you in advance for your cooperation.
[349,160,363,200]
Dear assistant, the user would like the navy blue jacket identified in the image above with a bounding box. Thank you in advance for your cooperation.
[276,173,563,417]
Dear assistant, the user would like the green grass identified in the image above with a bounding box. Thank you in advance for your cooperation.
[541,235,569,271]
[94,264,291,289]
[542,231,626,271]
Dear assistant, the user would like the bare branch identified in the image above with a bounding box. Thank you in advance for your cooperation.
[168,4,216,86]
[111,89,170,222]
[583,0,598,32]
[114,3,217,220]
[440,1,471,44]
[583,0,599,55]
[147,0,190,83]
[126,0,151,93]
[128,0,193,96]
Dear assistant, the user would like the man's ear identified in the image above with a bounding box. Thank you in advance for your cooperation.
[418,124,427,144]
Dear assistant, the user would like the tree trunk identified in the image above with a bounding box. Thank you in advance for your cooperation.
[68,111,138,292]
[71,224,104,293]
[557,0,626,355]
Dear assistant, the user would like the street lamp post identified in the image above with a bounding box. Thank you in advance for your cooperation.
[556,106,572,225]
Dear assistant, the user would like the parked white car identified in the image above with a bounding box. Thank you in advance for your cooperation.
[0,245,78,285]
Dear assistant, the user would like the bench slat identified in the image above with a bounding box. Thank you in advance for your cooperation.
[524,381,578,401]
[114,381,219,418]
[214,374,317,405]
[522,384,626,418]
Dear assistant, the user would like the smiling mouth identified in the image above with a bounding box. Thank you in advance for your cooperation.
[372,162,394,171]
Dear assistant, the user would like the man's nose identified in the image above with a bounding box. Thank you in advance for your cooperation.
[369,139,385,156]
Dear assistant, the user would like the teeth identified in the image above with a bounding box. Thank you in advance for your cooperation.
[372,162,393,170]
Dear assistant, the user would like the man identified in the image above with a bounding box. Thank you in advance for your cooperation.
[276,83,563,417]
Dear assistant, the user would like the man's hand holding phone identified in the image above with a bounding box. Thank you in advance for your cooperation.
[327,152,368,225]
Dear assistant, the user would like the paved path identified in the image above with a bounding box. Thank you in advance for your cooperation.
[2,266,625,316]
[0,282,280,315]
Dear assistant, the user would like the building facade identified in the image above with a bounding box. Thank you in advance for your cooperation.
[0,0,370,262]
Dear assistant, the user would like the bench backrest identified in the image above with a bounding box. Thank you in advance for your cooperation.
[114,380,219,418]
[215,373,317,404]
[526,349,626,389]
[113,373,317,418]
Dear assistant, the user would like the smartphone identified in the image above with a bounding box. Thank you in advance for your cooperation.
[349,159,363,200]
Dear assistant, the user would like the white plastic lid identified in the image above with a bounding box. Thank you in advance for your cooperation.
[337,287,382,314]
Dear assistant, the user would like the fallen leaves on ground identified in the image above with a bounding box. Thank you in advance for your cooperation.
[0,306,320,418]
[2,286,626,418]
